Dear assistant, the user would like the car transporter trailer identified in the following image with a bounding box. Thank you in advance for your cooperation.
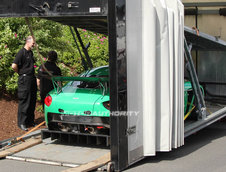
[0,0,226,171]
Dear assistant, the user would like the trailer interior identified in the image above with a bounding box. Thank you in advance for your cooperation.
[184,26,226,137]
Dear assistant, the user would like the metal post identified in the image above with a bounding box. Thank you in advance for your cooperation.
[69,26,88,71]
[195,6,198,76]
[74,27,93,69]
[184,39,207,120]
[108,0,128,171]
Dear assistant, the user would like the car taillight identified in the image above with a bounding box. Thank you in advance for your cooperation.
[44,96,52,107]
[103,101,110,110]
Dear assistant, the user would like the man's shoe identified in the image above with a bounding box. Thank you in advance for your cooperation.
[29,123,37,127]
[20,124,28,131]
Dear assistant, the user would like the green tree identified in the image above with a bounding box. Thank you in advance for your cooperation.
[0,17,109,95]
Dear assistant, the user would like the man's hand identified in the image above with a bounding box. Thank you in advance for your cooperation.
[12,63,18,73]
[37,78,40,90]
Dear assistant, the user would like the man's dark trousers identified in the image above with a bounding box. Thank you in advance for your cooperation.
[17,75,37,127]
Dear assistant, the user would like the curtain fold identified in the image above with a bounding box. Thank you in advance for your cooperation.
[142,0,184,155]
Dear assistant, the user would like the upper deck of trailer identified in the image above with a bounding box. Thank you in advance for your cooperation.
[0,0,108,34]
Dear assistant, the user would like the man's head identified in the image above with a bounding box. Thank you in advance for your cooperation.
[25,36,35,50]
[48,51,58,62]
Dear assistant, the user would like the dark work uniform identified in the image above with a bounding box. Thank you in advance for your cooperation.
[13,48,37,127]
[37,61,61,108]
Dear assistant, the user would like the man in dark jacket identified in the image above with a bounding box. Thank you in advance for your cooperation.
[12,36,37,131]
[37,51,61,109]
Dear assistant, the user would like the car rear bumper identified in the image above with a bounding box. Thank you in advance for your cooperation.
[47,113,110,127]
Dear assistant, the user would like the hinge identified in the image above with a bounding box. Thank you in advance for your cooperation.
[68,2,79,8]
[126,126,136,136]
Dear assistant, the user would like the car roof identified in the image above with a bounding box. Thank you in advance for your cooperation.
[85,66,109,77]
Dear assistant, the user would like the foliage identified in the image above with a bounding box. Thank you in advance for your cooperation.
[0,18,109,95]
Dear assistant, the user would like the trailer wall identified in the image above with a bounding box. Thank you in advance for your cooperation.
[126,0,184,162]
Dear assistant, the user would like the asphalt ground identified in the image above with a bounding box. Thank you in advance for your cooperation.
[125,121,226,172]
[0,121,226,172]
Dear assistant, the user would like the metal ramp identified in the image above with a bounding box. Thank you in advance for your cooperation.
[6,138,110,168]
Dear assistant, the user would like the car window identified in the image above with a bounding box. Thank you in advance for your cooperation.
[77,75,109,89]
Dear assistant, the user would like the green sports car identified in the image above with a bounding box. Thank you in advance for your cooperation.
[44,66,110,134]
[44,65,202,134]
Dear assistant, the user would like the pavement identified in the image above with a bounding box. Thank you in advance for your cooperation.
[0,121,226,172]
[125,121,226,172]
[0,159,67,172]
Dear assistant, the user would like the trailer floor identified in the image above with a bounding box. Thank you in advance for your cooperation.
[206,102,226,114]
[6,138,110,168]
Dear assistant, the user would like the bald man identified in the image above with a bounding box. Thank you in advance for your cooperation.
[12,36,37,131]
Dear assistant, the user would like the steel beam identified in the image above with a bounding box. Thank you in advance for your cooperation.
[185,107,226,137]
[185,9,226,15]
[69,26,88,71]
[184,39,207,120]
[184,2,226,7]
[74,27,93,69]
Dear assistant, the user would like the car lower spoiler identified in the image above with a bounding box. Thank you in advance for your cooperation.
[52,76,109,94]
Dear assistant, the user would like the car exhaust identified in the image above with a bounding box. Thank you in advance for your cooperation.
[85,127,95,134]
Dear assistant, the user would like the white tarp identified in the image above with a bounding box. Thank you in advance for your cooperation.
[127,0,184,160]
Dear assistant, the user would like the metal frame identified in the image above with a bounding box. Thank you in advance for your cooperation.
[184,26,226,51]
[69,26,88,70]
[184,39,207,120]
[183,2,226,7]
[41,129,110,147]
[185,107,226,137]
[184,2,226,16]
[74,27,93,69]
[184,26,226,137]
[0,0,108,34]
[108,0,128,171]
[185,9,226,15]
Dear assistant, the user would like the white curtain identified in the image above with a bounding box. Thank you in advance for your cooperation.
[142,0,184,155]
[126,0,184,158]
